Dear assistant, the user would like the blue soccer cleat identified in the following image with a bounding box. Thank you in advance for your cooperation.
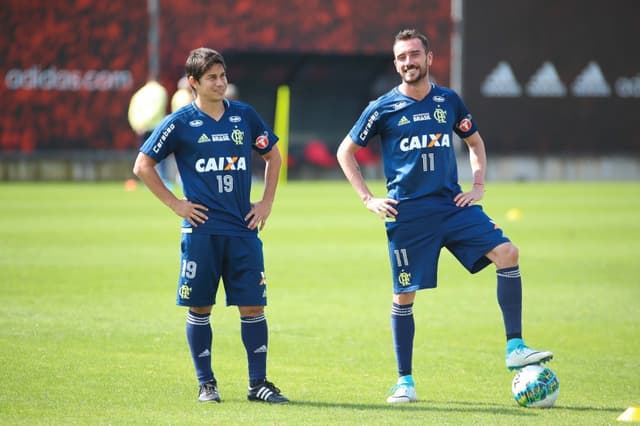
[506,339,554,371]
[386,375,417,403]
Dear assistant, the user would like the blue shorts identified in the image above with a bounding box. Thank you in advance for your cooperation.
[385,196,510,294]
[176,232,267,307]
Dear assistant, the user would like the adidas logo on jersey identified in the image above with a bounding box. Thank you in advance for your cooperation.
[397,116,411,126]
[197,134,211,143]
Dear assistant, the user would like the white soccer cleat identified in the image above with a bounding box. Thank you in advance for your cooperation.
[506,345,554,371]
[386,383,417,403]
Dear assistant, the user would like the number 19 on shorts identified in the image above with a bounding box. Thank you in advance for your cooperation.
[181,260,197,279]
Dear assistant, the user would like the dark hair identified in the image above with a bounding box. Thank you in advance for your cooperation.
[185,47,227,83]
[394,29,430,53]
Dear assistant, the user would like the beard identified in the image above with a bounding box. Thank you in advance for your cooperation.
[401,65,428,85]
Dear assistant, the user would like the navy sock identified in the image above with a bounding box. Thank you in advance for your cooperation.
[391,303,414,377]
[241,313,268,383]
[497,266,523,341]
[186,310,214,384]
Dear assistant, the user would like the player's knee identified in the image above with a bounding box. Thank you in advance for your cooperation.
[393,292,416,305]
[189,305,212,315]
[494,242,519,268]
[239,306,264,317]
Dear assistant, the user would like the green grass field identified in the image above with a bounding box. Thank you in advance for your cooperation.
[1,180,638,425]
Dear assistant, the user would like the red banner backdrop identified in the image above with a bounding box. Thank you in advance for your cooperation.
[159,0,451,82]
[1,0,451,153]
[0,1,148,152]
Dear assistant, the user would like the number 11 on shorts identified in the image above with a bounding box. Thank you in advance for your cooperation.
[393,248,409,267]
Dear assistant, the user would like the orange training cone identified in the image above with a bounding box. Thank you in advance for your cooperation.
[124,179,138,192]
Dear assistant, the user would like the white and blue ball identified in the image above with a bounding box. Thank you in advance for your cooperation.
[512,365,559,408]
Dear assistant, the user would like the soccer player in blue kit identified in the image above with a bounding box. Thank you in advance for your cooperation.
[336,29,553,403]
[133,48,288,404]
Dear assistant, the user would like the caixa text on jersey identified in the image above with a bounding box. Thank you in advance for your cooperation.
[400,133,452,152]
[195,156,247,172]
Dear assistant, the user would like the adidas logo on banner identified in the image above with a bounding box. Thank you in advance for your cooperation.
[526,62,566,97]
[572,61,611,97]
[482,60,618,98]
[481,61,522,97]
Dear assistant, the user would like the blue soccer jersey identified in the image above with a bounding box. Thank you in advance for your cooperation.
[140,100,278,235]
[348,84,477,201]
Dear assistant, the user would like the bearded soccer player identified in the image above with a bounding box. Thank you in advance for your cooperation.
[134,47,288,404]
[336,29,553,403]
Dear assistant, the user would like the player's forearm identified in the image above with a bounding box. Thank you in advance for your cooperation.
[261,148,281,205]
[133,154,180,210]
[337,140,374,203]
[465,132,487,185]
[141,169,181,209]
[345,164,373,203]
[469,147,486,185]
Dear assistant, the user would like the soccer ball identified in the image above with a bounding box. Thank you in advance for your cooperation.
[512,365,559,408]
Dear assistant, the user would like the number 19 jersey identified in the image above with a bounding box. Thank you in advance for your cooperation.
[139,100,278,236]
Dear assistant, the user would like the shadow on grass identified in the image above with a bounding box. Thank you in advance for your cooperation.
[288,399,533,416]
[287,399,623,417]
[551,404,623,413]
